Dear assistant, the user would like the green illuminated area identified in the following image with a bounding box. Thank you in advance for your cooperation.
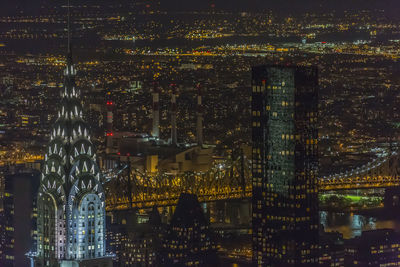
[320,193,383,210]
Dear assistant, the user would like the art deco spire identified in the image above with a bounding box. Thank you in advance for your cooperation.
[35,1,110,264]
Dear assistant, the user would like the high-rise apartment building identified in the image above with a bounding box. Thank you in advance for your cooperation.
[251,65,319,266]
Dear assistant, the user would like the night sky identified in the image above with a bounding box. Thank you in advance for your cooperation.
[3,0,400,15]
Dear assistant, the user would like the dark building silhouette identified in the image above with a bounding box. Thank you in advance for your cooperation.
[107,207,163,266]
[251,65,319,266]
[345,229,400,266]
[0,167,39,267]
[319,231,345,267]
[162,193,218,266]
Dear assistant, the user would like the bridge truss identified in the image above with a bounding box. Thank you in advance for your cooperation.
[319,149,400,191]
[105,157,252,209]
[104,149,400,209]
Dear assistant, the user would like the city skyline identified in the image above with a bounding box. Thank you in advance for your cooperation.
[2,1,400,266]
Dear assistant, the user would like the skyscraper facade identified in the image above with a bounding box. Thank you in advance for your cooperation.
[251,65,319,266]
[0,168,39,267]
[34,51,111,267]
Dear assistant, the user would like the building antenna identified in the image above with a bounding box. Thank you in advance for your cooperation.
[67,0,71,53]
[66,0,74,68]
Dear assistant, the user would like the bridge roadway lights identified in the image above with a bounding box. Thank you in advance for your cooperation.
[384,187,400,209]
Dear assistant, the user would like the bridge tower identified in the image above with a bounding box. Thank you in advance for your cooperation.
[384,150,400,209]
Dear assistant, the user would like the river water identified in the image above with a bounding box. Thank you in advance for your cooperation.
[321,211,400,239]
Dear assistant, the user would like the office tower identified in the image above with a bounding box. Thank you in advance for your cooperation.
[0,167,39,267]
[33,31,112,266]
[162,193,218,266]
[345,229,400,266]
[108,207,163,266]
[0,167,12,266]
[251,65,319,266]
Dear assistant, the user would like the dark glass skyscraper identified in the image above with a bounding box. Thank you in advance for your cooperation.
[251,65,319,266]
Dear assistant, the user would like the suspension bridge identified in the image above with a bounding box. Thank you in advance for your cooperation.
[104,148,400,209]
